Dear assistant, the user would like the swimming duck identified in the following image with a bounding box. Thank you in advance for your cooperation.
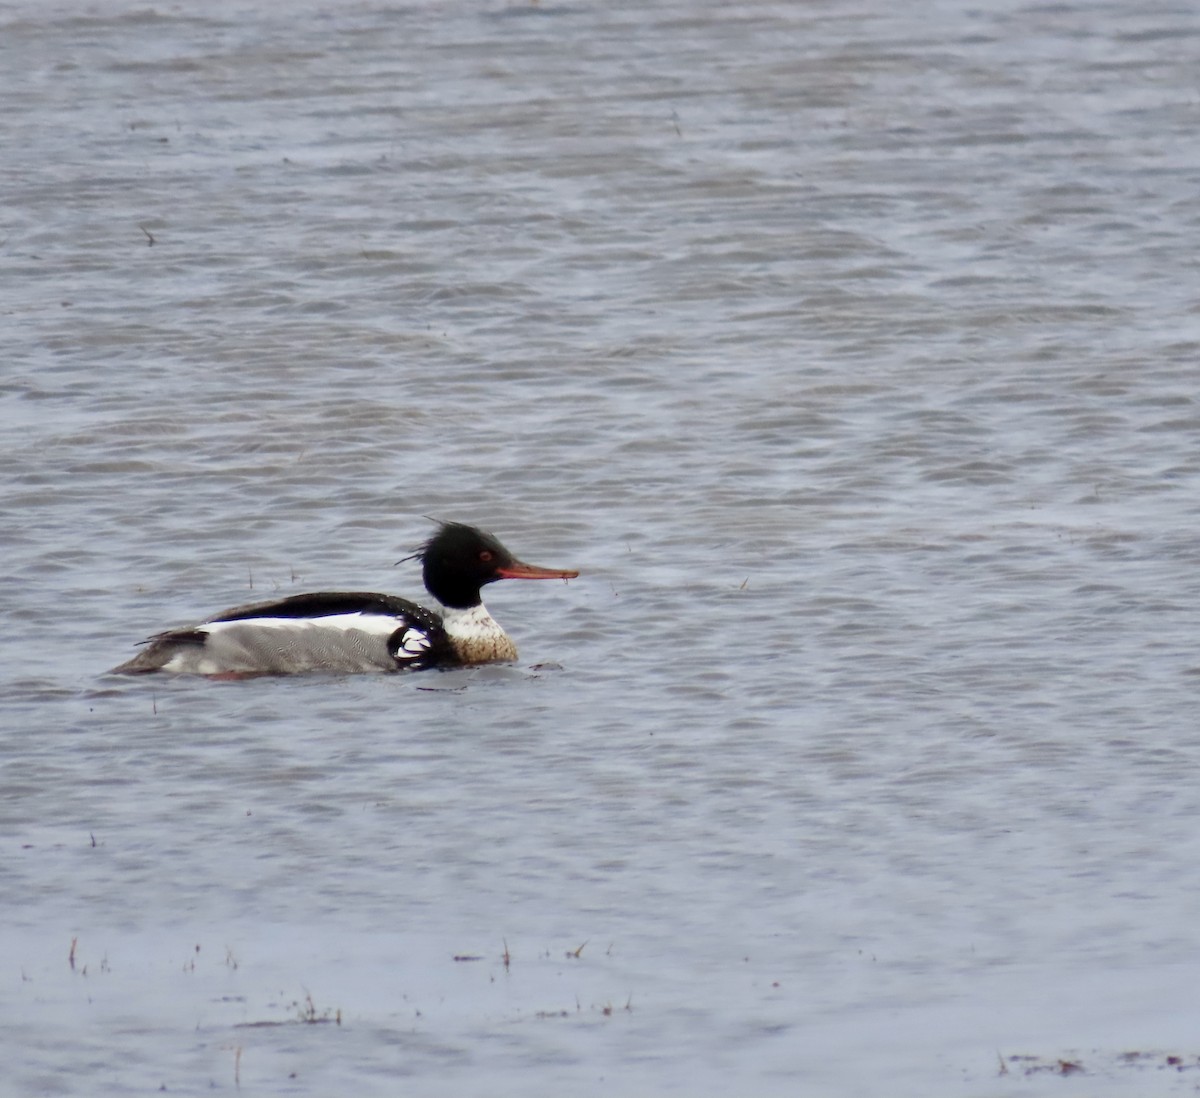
[111,521,579,676]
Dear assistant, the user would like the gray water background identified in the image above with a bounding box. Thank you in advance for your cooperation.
[3,0,1200,1093]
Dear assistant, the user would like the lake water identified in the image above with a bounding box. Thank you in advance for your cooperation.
[4,0,1200,1094]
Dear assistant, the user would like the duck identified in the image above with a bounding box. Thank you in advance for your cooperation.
[111,521,579,676]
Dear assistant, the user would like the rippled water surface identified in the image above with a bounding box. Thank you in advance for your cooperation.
[4,0,1200,1094]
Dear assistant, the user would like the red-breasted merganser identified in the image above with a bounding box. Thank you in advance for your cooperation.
[111,522,579,676]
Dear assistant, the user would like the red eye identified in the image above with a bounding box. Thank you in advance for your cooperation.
[479,550,493,562]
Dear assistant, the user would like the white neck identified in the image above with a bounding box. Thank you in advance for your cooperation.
[441,602,518,663]
[441,602,500,637]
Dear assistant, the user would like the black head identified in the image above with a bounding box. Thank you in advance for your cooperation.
[418,522,579,609]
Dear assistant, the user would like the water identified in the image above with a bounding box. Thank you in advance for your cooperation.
[3,0,1200,1093]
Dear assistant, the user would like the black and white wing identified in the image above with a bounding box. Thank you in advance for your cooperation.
[112,592,455,675]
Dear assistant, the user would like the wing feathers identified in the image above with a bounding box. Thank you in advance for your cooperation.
[112,592,453,674]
